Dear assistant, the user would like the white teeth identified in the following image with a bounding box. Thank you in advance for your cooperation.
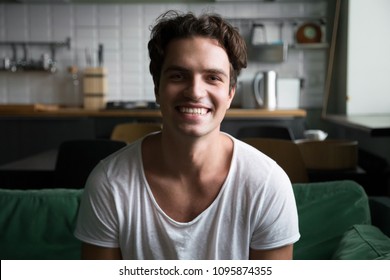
[179,107,207,115]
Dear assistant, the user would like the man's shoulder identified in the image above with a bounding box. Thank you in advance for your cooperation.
[230,136,278,178]
[104,139,141,161]
[232,137,273,163]
[98,139,142,175]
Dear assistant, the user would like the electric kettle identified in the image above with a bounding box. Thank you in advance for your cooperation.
[253,70,277,110]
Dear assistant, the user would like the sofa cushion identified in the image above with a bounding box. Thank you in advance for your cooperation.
[292,180,371,259]
[369,196,390,237]
[0,188,83,260]
[332,224,390,260]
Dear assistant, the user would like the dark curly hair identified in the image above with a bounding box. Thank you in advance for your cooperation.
[148,10,247,91]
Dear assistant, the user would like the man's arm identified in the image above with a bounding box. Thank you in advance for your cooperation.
[81,242,122,260]
[249,244,293,260]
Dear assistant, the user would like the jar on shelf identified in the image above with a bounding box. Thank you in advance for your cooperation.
[65,65,81,107]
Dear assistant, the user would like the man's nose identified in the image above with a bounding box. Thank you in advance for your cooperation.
[183,76,206,100]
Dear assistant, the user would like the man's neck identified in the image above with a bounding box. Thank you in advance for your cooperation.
[160,130,229,176]
[141,130,234,222]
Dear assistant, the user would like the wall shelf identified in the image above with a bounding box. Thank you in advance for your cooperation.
[290,43,329,49]
[0,38,71,73]
[0,38,71,49]
[227,16,327,25]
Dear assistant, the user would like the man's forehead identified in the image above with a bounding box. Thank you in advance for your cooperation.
[163,37,230,69]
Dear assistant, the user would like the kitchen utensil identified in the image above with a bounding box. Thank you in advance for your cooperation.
[249,23,288,63]
[249,43,288,63]
[98,44,104,66]
[251,23,266,45]
[85,48,92,66]
[3,58,10,70]
[253,70,277,110]
[66,65,81,107]
[83,67,107,110]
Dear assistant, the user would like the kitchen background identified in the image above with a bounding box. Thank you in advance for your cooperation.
[1,0,389,195]
[0,1,328,109]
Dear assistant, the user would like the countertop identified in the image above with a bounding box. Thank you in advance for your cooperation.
[325,114,390,137]
[0,104,306,119]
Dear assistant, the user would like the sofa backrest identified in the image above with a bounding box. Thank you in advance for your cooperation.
[0,188,83,260]
[292,180,371,259]
[0,180,372,260]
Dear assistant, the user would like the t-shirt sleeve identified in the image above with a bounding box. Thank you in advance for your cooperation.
[250,163,301,250]
[74,162,120,248]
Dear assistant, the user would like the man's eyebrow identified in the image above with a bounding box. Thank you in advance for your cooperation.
[163,65,228,78]
[163,65,189,73]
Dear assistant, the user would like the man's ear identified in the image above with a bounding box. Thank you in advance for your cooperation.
[154,86,160,104]
[227,85,236,109]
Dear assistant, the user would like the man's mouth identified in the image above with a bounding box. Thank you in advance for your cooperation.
[178,107,209,115]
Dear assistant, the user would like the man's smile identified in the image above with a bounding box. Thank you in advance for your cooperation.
[177,106,210,115]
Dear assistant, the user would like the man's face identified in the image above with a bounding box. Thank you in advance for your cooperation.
[155,36,235,138]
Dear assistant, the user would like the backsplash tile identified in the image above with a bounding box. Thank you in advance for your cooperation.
[29,74,56,104]
[29,5,50,29]
[0,76,5,103]
[6,74,29,103]
[121,4,143,27]
[4,5,28,29]
[51,27,72,42]
[0,5,4,28]
[5,27,28,42]
[29,26,51,42]
[97,5,120,27]
[75,5,96,27]
[0,2,328,109]
[51,5,73,30]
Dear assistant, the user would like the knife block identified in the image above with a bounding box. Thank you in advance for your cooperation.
[83,67,107,110]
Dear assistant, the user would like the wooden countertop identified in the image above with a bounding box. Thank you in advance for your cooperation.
[0,104,306,119]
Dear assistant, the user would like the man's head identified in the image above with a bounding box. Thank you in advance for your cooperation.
[148,10,247,91]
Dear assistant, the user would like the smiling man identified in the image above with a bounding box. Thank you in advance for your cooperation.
[74,10,300,260]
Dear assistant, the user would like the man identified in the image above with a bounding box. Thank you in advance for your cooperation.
[74,10,300,260]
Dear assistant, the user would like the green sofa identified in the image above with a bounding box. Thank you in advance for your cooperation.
[1,180,390,260]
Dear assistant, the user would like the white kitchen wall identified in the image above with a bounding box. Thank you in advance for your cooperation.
[0,1,327,108]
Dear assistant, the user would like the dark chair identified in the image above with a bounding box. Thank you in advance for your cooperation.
[110,122,162,144]
[242,137,309,183]
[237,125,295,140]
[54,139,126,188]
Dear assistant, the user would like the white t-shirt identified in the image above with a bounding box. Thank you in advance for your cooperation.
[74,134,300,259]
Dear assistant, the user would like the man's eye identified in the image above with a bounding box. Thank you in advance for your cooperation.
[208,75,221,82]
[170,73,184,81]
